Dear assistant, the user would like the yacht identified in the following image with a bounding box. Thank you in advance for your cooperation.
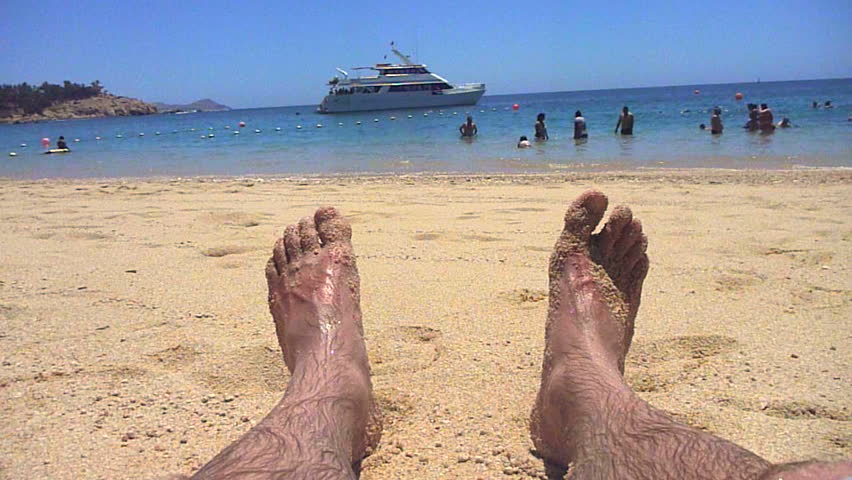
[317,45,485,113]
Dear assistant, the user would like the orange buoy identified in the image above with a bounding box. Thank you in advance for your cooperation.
[512,103,519,110]
[735,92,744,100]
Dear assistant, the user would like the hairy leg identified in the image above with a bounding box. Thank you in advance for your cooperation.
[531,190,851,480]
[191,208,381,480]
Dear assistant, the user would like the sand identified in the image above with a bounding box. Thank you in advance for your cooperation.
[0,170,849,479]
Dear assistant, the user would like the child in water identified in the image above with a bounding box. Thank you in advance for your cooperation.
[517,136,531,148]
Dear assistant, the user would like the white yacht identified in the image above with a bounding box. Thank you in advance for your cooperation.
[317,46,485,113]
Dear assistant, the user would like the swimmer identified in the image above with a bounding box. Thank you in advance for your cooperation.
[777,117,793,128]
[744,103,759,131]
[535,113,548,140]
[824,100,833,109]
[758,103,775,133]
[812,101,820,109]
[699,123,707,130]
[710,107,723,135]
[614,106,634,135]
[573,110,588,139]
[517,135,532,148]
[182,193,852,480]
[459,116,478,137]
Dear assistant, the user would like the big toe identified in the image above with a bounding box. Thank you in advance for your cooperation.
[315,206,353,246]
[560,190,608,247]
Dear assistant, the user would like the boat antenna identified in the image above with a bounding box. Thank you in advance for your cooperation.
[336,68,349,78]
[390,41,414,65]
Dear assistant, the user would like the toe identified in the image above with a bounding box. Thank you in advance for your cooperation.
[595,205,633,258]
[618,233,648,290]
[272,237,287,273]
[561,190,608,243]
[612,219,643,261]
[298,216,321,254]
[284,224,302,260]
[265,257,280,285]
[628,254,649,307]
[315,207,352,245]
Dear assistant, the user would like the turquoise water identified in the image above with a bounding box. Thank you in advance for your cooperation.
[1,78,850,178]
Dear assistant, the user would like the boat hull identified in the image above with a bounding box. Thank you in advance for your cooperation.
[318,88,485,113]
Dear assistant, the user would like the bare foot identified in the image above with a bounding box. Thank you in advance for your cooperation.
[265,207,382,464]
[530,190,648,466]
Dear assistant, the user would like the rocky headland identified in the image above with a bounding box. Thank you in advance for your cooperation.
[0,94,158,124]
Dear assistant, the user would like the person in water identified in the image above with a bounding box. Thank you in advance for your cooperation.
[758,103,775,133]
[710,107,723,135]
[56,136,69,150]
[534,113,548,140]
[614,106,634,135]
[744,103,759,131]
[459,116,478,137]
[184,192,852,479]
[517,135,532,148]
[777,117,793,128]
[573,110,588,139]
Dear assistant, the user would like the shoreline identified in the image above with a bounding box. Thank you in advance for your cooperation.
[2,167,851,186]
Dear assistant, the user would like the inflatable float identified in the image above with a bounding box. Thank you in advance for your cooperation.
[44,148,71,154]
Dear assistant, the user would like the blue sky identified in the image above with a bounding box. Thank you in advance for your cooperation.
[2,0,850,108]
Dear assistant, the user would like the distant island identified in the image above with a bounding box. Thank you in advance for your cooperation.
[0,80,157,124]
[153,98,231,113]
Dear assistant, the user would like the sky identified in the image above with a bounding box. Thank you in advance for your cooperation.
[2,0,850,108]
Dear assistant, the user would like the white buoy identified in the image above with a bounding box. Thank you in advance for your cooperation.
[208,133,215,138]
[355,121,361,126]
[480,110,485,113]
[255,129,261,133]
[20,143,27,147]
[172,130,178,133]
[155,132,161,135]
[316,124,323,128]
[200,135,206,139]
[407,115,413,119]
[9,152,17,157]
[491,107,497,111]
[423,113,428,117]
[190,128,196,132]
[453,112,458,115]
[233,130,240,135]
[338,122,343,126]
[373,118,379,122]
[224,125,230,129]
[139,133,144,136]
[116,134,123,138]
[95,136,102,140]
[297,125,303,129]
[390,116,396,120]
[275,127,282,131]
[208,127,214,130]
[74,138,80,142]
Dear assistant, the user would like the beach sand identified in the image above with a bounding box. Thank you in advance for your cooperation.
[0,170,849,479]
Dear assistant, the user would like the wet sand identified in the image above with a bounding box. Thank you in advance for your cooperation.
[0,170,849,479]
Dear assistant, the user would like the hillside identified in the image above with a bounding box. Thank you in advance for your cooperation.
[153,98,231,113]
[0,95,157,124]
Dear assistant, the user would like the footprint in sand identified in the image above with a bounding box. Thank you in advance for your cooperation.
[201,245,255,257]
[192,345,289,395]
[717,398,852,422]
[370,326,443,376]
[501,288,548,305]
[625,335,738,393]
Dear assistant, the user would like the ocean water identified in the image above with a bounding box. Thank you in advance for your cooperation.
[1,78,850,179]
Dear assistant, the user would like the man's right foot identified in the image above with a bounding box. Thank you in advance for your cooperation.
[265,207,382,464]
[530,190,649,466]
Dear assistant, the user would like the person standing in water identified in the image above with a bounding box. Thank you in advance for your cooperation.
[710,108,723,135]
[459,116,478,137]
[535,113,548,140]
[758,103,775,133]
[573,110,588,139]
[614,106,634,135]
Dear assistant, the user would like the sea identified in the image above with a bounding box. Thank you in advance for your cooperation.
[1,78,850,179]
